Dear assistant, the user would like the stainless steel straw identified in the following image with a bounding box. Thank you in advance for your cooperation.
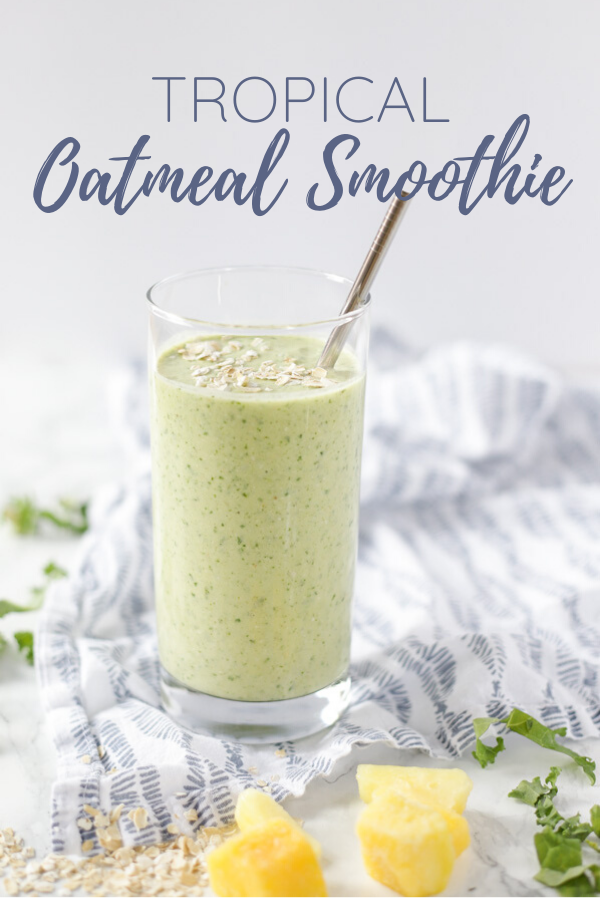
[318,191,412,370]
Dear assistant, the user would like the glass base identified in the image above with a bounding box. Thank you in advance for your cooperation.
[160,667,351,743]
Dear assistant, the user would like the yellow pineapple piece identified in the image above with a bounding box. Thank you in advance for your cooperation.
[356,764,473,813]
[235,789,321,857]
[371,787,470,858]
[356,792,455,897]
[207,818,327,897]
[431,803,470,857]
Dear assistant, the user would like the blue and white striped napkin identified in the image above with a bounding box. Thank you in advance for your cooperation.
[38,333,600,853]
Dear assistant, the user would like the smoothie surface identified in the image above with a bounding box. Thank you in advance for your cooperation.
[158,333,358,394]
[152,333,365,701]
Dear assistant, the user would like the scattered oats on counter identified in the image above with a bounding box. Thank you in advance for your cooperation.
[128,807,148,831]
[0,804,237,897]
[176,337,336,392]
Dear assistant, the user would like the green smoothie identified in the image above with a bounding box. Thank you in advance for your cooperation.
[150,334,365,702]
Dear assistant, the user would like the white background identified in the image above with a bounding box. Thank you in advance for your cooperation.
[2,0,599,369]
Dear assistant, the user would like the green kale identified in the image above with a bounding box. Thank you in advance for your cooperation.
[532,809,597,895]
[0,562,67,668]
[475,710,600,896]
[473,708,595,784]
[30,561,69,608]
[3,496,88,536]
[14,631,34,665]
[472,716,506,768]
[0,599,31,618]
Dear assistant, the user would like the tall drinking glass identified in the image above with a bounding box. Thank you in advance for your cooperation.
[147,267,370,742]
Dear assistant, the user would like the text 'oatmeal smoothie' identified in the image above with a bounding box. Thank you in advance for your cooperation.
[150,334,365,702]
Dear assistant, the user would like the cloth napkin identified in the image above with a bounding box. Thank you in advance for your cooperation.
[37,333,600,854]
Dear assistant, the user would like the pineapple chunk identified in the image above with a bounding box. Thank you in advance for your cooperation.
[431,804,470,857]
[356,765,473,813]
[356,793,455,897]
[207,818,327,897]
[371,788,470,858]
[235,789,321,857]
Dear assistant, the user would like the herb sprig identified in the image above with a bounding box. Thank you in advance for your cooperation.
[0,561,67,665]
[473,708,596,784]
[3,496,88,536]
[30,561,68,608]
[14,631,34,665]
[473,709,599,895]
[1,492,85,667]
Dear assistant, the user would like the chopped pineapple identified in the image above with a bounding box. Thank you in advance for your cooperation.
[235,789,321,857]
[355,764,472,895]
[430,803,470,857]
[356,793,455,897]
[369,787,470,858]
[356,764,473,813]
[207,818,327,897]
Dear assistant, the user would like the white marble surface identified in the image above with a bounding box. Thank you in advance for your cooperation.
[1,357,600,897]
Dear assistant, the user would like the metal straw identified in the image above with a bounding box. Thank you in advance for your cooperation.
[318,191,412,370]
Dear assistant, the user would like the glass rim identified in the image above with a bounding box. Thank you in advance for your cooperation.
[146,265,371,330]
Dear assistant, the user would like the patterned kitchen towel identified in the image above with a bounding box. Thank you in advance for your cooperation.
[37,334,600,854]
